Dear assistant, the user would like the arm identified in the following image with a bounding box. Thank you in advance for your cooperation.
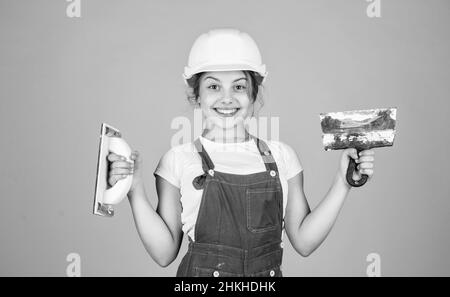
[127,151,183,267]
[284,148,375,257]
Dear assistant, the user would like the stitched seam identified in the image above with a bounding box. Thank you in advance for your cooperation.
[249,265,282,277]
[193,179,211,240]
[247,189,280,194]
[189,251,243,260]
[190,241,243,252]
[251,240,283,251]
[194,267,243,277]
[184,252,193,276]
[248,249,282,262]
[213,179,274,187]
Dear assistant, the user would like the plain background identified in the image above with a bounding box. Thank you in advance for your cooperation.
[1,0,449,276]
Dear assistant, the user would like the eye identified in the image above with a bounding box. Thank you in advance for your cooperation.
[207,84,219,90]
[234,84,247,91]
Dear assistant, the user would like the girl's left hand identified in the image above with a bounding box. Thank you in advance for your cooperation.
[339,148,375,184]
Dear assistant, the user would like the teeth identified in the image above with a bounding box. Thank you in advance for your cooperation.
[216,108,238,114]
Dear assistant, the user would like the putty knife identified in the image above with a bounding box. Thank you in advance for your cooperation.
[319,108,397,187]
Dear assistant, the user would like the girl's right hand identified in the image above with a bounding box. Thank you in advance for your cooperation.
[107,151,144,196]
[107,152,135,187]
[108,151,142,184]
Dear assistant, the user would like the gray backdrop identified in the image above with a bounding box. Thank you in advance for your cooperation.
[1,0,449,276]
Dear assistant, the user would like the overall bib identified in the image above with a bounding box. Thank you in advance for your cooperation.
[176,136,284,277]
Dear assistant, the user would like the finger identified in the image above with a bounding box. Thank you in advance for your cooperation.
[130,150,140,160]
[110,168,133,176]
[357,162,374,170]
[347,148,359,161]
[110,161,134,169]
[352,170,362,181]
[110,168,133,175]
[108,174,123,186]
[108,175,117,186]
[358,156,375,163]
[107,153,126,162]
[108,174,128,186]
[107,153,119,162]
[361,169,374,176]
[359,149,375,157]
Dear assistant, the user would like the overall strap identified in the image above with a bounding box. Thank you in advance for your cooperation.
[194,138,215,173]
[253,137,279,172]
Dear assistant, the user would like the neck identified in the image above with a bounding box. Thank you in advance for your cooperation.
[201,127,250,143]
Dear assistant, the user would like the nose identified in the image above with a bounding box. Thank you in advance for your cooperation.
[219,89,234,104]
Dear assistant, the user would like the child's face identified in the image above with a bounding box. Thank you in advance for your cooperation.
[198,71,253,130]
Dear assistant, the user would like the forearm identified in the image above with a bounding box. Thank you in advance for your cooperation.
[295,173,351,255]
[128,184,177,266]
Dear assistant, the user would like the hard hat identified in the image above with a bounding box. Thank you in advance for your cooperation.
[183,29,268,85]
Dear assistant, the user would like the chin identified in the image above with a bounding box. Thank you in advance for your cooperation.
[219,114,248,128]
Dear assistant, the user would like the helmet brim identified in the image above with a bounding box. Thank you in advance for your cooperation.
[184,63,267,79]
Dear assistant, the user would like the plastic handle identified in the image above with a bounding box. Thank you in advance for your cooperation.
[103,137,134,205]
[346,149,369,187]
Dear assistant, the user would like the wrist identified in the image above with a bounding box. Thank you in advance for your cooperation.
[127,179,145,201]
[335,172,352,192]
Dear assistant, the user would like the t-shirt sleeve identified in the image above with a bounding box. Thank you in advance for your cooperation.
[281,142,303,180]
[153,148,181,188]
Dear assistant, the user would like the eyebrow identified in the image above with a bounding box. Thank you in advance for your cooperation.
[203,76,247,83]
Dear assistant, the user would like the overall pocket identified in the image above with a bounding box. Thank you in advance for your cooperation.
[246,188,281,233]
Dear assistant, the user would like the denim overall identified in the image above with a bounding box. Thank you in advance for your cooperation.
[176,136,284,277]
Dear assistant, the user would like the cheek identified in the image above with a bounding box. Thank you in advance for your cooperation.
[198,93,216,109]
[237,95,253,110]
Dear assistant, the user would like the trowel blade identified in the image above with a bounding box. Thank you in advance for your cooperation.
[319,107,397,151]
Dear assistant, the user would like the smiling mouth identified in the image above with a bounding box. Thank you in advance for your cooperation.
[213,108,240,117]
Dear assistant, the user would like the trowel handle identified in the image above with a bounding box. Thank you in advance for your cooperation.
[103,137,134,205]
[346,150,369,187]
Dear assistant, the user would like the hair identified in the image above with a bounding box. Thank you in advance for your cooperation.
[185,70,265,110]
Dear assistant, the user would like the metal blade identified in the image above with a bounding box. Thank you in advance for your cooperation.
[319,107,397,151]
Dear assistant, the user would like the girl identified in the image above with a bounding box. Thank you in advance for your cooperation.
[107,29,375,277]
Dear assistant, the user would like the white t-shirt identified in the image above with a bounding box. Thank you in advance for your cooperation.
[153,136,303,242]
